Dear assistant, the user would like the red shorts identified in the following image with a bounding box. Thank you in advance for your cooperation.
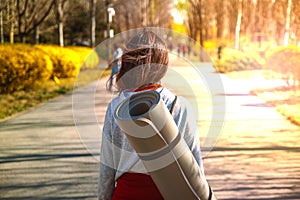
[112,173,164,200]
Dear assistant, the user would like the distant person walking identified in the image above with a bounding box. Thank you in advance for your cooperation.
[181,44,187,57]
[177,43,181,57]
[217,45,223,60]
[187,44,191,58]
[108,45,123,91]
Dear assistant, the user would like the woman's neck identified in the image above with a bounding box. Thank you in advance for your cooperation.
[133,83,162,92]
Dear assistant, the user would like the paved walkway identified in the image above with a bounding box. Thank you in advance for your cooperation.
[0,62,300,199]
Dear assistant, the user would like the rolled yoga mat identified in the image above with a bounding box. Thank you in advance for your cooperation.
[114,90,216,200]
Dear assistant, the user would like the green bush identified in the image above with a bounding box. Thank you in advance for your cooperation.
[265,45,300,86]
[0,44,53,94]
[214,48,262,73]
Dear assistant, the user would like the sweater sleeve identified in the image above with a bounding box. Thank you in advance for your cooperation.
[98,103,116,200]
[174,96,204,172]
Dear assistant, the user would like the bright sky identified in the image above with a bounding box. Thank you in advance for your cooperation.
[171,0,186,24]
[171,9,184,24]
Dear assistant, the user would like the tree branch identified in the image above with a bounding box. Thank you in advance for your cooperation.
[17,0,28,17]
[24,0,55,34]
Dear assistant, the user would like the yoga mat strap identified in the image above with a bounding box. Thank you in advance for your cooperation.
[169,95,177,114]
[208,184,212,200]
[138,131,181,161]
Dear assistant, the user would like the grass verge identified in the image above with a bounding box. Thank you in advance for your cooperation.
[0,68,110,120]
[252,87,300,126]
[227,69,300,126]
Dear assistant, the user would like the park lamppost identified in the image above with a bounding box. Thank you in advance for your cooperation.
[107,7,115,38]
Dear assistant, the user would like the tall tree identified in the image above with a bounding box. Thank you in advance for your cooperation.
[113,0,173,32]
[197,0,204,46]
[235,0,243,49]
[90,0,96,47]
[148,0,173,27]
[215,0,225,38]
[16,0,55,43]
[0,2,5,43]
[283,0,292,46]
[33,0,39,44]
[291,0,300,44]
[55,0,65,46]
[64,0,90,45]
[186,0,204,45]
[227,0,239,39]
[239,0,252,36]
[273,0,288,45]
[7,0,16,44]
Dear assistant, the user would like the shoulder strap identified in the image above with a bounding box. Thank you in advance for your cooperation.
[169,95,177,114]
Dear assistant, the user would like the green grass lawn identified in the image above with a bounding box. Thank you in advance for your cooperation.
[0,68,110,120]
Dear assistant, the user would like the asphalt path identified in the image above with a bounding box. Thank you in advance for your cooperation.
[0,61,300,199]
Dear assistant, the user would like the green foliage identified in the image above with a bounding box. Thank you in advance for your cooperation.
[265,45,300,86]
[0,44,53,93]
[214,48,262,73]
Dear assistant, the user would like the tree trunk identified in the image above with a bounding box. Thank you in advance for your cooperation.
[57,0,64,47]
[198,0,203,47]
[8,0,15,44]
[0,10,3,43]
[58,21,63,46]
[251,0,257,33]
[215,0,224,38]
[141,0,148,26]
[33,0,38,44]
[34,25,39,44]
[149,0,153,25]
[235,0,243,49]
[17,0,28,43]
[90,0,96,47]
[197,0,204,61]
[125,11,130,31]
[283,0,292,46]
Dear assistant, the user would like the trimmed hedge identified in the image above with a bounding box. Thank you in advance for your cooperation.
[214,48,262,73]
[0,44,53,93]
[0,44,99,94]
[265,45,300,86]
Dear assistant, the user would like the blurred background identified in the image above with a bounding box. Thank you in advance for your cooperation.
[0,0,300,199]
[0,0,298,48]
[0,0,299,126]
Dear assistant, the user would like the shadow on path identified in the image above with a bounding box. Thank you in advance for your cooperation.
[1,64,300,199]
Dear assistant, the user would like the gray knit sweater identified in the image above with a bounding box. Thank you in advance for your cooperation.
[98,87,204,200]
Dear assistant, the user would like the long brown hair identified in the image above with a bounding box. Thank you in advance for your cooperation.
[115,29,169,92]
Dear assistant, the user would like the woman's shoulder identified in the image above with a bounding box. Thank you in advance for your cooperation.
[107,87,188,112]
[108,91,132,109]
